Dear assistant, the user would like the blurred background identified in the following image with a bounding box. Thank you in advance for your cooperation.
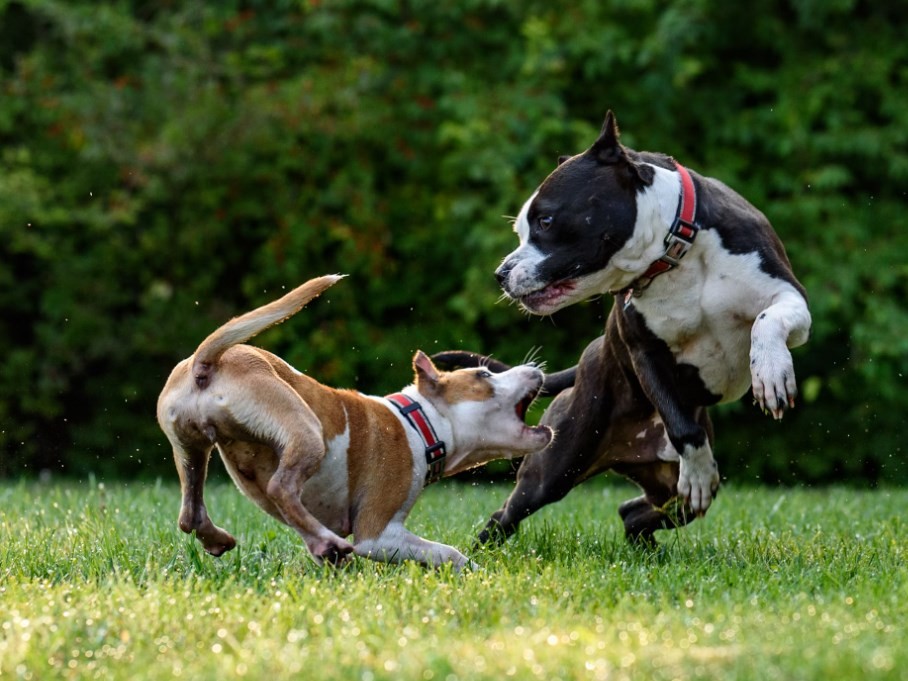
[1,0,905,484]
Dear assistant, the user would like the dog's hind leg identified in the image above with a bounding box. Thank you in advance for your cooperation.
[616,464,694,545]
[172,442,237,556]
[235,380,354,565]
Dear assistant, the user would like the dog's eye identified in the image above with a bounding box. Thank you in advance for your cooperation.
[477,370,492,379]
[538,216,554,231]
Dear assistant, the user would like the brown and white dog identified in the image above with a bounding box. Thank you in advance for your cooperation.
[157,275,552,569]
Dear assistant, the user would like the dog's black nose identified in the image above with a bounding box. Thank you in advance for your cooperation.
[495,263,511,288]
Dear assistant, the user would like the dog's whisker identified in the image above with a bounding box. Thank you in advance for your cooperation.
[522,346,545,369]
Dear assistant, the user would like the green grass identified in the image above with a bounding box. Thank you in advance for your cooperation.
[1,477,906,680]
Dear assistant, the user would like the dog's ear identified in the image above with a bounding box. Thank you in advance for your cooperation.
[413,350,440,390]
[591,110,623,165]
[591,110,654,187]
[631,161,655,186]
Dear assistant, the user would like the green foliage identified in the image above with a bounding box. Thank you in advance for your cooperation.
[0,0,905,481]
[2,480,907,679]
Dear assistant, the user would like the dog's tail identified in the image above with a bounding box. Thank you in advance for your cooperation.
[191,274,345,389]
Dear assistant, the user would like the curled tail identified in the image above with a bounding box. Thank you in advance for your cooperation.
[192,274,344,388]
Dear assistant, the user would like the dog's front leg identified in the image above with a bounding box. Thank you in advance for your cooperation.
[355,523,478,571]
[751,290,811,420]
[675,438,719,514]
[629,358,719,514]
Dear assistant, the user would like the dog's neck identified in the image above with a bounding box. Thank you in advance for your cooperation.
[391,387,459,484]
[390,386,509,484]
[387,388,451,485]
[606,163,685,293]
[614,162,700,301]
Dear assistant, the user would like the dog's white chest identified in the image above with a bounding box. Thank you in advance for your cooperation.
[632,232,788,402]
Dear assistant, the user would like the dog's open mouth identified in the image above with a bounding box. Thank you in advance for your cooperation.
[515,388,538,422]
[513,384,552,441]
[519,279,576,312]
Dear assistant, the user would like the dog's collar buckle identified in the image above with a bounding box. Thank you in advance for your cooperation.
[662,219,698,266]
[621,161,699,302]
[386,392,447,486]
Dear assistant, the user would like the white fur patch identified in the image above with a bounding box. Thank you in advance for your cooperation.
[300,411,350,529]
[353,520,472,569]
[750,290,811,418]
[501,191,548,297]
[602,164,680,286]
[631,228,810,403]
[512,190,536,243]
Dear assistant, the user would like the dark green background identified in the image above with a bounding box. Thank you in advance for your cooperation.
[1,0,905,484]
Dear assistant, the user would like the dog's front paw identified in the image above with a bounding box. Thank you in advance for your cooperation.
[677,445,719,514]
[751,343,797,420]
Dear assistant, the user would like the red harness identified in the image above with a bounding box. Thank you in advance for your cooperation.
[386,392,447,486]
[621,160,699,306]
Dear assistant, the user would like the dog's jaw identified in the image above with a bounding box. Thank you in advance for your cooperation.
[517,279,578,315]
[508,265,631,316]
[499,162,681,316]
[513,380,554,445]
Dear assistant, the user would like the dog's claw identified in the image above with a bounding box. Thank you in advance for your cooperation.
[751,344,798,421]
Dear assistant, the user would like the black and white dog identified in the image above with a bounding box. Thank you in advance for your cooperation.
[435,111,810,543]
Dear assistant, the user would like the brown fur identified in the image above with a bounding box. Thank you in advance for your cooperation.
[157,275,552,569]
[435,371,496,403]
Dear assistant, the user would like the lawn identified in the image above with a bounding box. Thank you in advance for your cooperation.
[1,477,905,680]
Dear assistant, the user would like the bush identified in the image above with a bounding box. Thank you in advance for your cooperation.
[1,0,905,483]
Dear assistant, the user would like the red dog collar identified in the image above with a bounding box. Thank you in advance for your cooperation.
[386,393,447,485]
[622,160,699,305]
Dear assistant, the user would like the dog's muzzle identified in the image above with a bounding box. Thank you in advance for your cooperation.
[494,262,511,290]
